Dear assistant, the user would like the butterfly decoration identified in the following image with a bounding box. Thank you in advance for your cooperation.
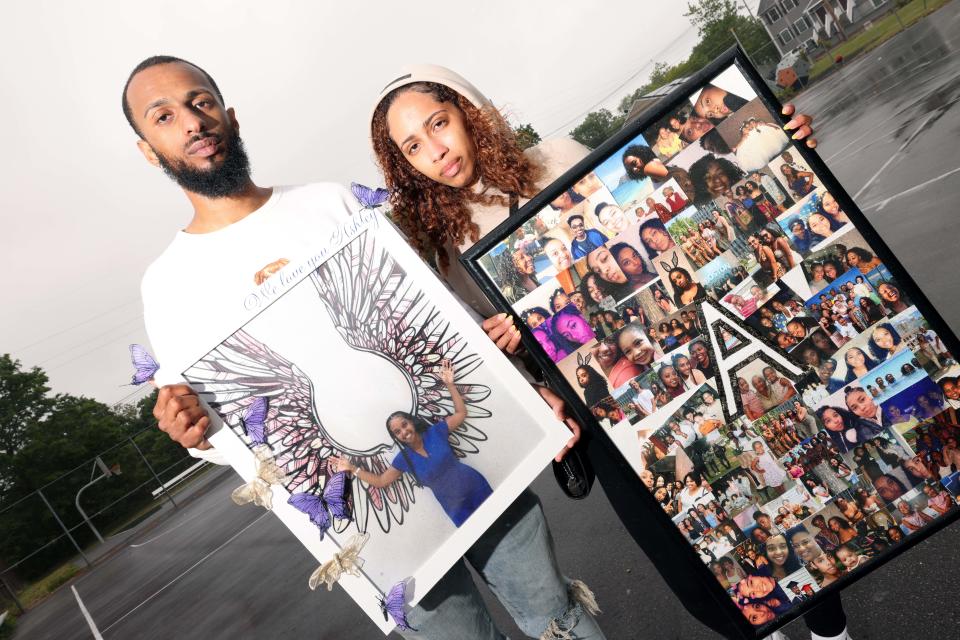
[287,471,352,539]
[128,344,160,385]
[231,445,289,510]
[350,182,389,209]
[241,396,269,445]
[308,532,369,591]
[377,580,415,631]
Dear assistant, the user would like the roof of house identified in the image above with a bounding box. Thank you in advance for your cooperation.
[757,0,780,16]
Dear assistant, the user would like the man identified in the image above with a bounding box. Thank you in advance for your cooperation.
[125,57,359,459]
[567,214,607,259]
[126,56,595,640]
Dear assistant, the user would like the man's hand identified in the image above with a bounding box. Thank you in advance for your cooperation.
[782,104,817,148]
[153,384,212,450]
[481,313,522,354]
[535,385,582,462]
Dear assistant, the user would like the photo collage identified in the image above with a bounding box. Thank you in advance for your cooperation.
[476,63,960,628]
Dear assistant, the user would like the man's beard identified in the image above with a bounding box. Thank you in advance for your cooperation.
[155,128,251,198]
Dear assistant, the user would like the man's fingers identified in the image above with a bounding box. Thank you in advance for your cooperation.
[173,405,207,433]
[781,103,796,117]
[790,124,813,140]
[805,137,818,149]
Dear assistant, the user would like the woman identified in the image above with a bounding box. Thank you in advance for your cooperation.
[332,360,490,527]
[549,288,571,314]
[781,164,815,198]
[621,143,668,181]
[748,233,784,281]
[611,242,657,288]
[659,364,689,399]
[371,64,825,640]
[693,83,749,122]
[843,347,879,384]
[815,405,884,453]
[763,532,803,581]
[665,264,707,307]
[677,471,712,511]
[673,353,706,387]
[543,236,574,273]
[549,304,597,353]
[897,500,933,533]
[576,361,610,408]
[868,322,907,361]
[808,211,841,239]
[808,550,847,588]
[658,320,678,351]
[760,227,797,273]
[689,154,744,205]
[859,297,885,325]
[846,247,882,275]
[595,202,631,235]
[711,208,736,243]
[586,245,636,302]
[877,282,909,314]
[591,338,645,388]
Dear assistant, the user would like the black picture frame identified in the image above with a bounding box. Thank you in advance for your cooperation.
[460,46,960,638]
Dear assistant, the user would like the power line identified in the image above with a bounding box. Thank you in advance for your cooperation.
[10,298,140,353]
[539,22,699,139]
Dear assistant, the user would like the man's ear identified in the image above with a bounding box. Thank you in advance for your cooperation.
[137,139,160,168]
[228,106,239,132]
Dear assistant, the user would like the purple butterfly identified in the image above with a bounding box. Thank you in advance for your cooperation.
[287,471,352,539]
[378,580,415,631]
[241,397,269,445]
[128,344,159,385]
[351,182,389,209]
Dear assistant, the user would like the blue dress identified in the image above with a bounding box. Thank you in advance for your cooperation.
[391,420,493,527]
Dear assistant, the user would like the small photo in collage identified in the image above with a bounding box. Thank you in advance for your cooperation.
[475,60,960,629]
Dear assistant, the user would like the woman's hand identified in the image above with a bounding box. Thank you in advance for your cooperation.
[535,385,582,462]
[481,313,522,354]
[329,455,355,475]
[781,104,817,148]
[438,358,455,386]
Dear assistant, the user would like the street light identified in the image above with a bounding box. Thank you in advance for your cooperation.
[74,457,120,544]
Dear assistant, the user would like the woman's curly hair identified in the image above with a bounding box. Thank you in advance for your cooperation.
[371,82,542,270]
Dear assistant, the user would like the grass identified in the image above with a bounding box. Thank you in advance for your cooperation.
[15,563,81,610]
[0,612,17,640]
[809,0,953,80]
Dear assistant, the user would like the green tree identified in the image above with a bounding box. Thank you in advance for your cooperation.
[0,355,56,482]
[570,108,625,150]
[685,0,779,65]
[513,123,541,150]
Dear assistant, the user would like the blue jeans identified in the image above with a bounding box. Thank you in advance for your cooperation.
[401,490,605,640]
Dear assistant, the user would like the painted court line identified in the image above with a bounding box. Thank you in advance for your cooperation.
[101,512,269,634]
[861,165,960,211]
[853,112,936,201]
[72,585,104,640]
[129,510,207,549]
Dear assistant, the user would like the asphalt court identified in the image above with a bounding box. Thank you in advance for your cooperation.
[15,6,960,639]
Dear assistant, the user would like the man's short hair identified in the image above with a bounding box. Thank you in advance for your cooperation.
[567,214,585,226]
[122,55,224,138]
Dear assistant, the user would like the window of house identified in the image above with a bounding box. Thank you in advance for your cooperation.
[871,0,886,8]
[782,0,798,10]
[778,28,794,46]
[794,17,809,34]
[766,7,782,23]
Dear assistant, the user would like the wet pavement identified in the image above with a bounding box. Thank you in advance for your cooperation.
[12,6,960,640]
[795,1,960,330]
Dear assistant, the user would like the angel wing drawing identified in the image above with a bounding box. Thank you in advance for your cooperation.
[184,230,492,534]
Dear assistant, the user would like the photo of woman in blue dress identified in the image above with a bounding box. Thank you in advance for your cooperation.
[331,360,492,527]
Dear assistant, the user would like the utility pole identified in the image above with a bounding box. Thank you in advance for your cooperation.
[740,0,757,20]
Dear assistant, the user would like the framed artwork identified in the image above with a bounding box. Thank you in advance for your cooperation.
[182,209,570,635]
[460,47,960,637]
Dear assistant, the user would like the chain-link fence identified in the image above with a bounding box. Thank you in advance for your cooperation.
[0,425,207,615]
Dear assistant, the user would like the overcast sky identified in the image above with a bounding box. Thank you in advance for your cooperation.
[1,0,763,407]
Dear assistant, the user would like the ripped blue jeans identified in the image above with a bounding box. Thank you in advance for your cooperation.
[401,489,605,640]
